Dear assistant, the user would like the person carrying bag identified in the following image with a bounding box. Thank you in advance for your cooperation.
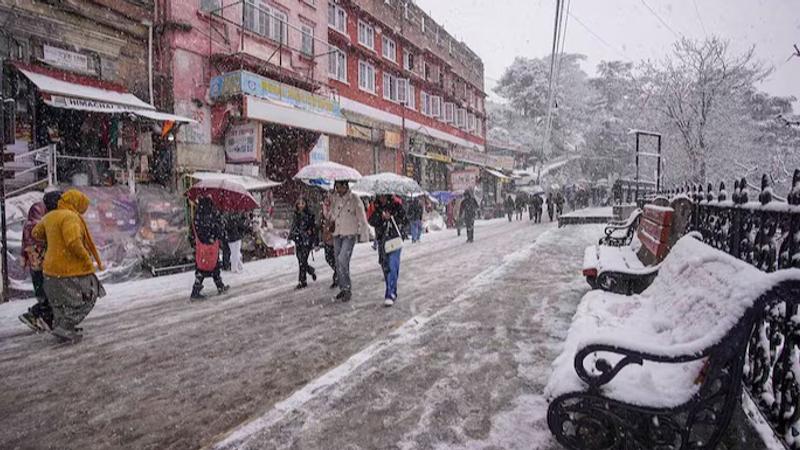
[367,194,407,307]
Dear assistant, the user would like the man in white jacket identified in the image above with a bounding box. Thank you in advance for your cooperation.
[330,180,370,302]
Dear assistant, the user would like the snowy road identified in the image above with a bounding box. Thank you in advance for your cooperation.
[0,219,598,450]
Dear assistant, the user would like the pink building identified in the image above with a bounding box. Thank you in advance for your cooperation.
[155,0,345,191]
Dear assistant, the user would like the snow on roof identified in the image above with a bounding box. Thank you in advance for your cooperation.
[626,128,662,136]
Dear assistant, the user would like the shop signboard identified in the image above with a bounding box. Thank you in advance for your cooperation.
[384,130,401,149]
[46,95,130,112]
[210,70,342,118]
[450,168,480,191]
[42,45,93,73]
[225,122,262,163]
[309,135,329,164]
[450,147,514,171]
[426,152,452,163]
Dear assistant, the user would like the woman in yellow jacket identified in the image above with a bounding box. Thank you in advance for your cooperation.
[32,189,105,343]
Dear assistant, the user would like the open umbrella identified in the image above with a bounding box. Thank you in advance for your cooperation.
[293,161,362,182]
[186,179,259,212]
[352,173,423,197]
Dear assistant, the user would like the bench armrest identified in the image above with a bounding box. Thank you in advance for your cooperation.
[574,342,708,389]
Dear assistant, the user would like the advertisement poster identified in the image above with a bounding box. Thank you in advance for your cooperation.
[309,135,329,164]
[225,122,262,163]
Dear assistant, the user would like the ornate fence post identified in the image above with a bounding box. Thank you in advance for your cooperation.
[789,170,800,269]
[731,179,742,258]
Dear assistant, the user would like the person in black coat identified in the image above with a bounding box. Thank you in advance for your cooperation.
[407,197,424,243]
[191,197,229,300]
[289,197,318,289]
[504,195,515,222]
[368,195,407,306]
[459,190,480,243]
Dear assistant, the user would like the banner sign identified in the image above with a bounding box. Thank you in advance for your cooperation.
[210,70,342,118]
[309,135,330,164]
[450,147,514,171]
[450,168,480,191]
[45,95,130,112]
[225,122,262,163]
[42,45,93,73]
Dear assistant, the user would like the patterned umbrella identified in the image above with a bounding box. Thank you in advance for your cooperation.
[293,161,362,182]
[186,179,259,211]
[352,173,424,196]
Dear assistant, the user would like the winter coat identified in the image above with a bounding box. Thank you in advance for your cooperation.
[289,209,317,249]
[459,195,480,221]
[194,199,224,245]
[32,189,104,277]
[224,213,249,242]
[22,202,47,270]
[368,197,408,244]
[407,199,424,221]
[330,190,370,241]
[515,197,526,210]
[504,196,515,211]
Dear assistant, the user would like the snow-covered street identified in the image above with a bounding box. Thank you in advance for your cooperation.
[0,219,597,449]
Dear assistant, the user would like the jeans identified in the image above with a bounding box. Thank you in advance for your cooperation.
[334,235,356,292]
[295,246,315,283]
[465,218,475,242]
[410,220,423,242]
[229,240,244,273]
[381,248,401,300]
[324,244,338,285]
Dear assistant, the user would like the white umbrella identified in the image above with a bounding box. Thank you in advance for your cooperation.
[352,172,424,196]
[293,161,362,182]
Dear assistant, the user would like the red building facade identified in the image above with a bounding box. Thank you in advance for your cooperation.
[326,0,493,191]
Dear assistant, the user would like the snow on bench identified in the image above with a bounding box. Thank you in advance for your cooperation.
[546,235,800,449]
[598,209,641,247]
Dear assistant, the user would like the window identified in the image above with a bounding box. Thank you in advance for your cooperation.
[382,36,396,62]
[406,83,416,110]
[444,102,454,123]
[328,46,346,82]
[358,60,376,93]
[476,118,483,137]
[383,73,398,101]
[243,1,287,44]
[301,24,314,56]
[328,3,346,34]
[200,0,221,13]
[396,77,407,104]
[420,91,430,115]
[431,95,441,118]
[456,108,466,128]
[358,20,375,50]
[403,49,414,71]
[421,16,425,33]
[422,60,429,80]
[468,113,476,131]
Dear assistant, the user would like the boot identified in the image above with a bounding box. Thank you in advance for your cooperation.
[217,284,230,295]
[295,282,308,290]
[190,283,205,300]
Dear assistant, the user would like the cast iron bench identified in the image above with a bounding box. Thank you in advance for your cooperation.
[546,235,800,450]
[598,209,642,247]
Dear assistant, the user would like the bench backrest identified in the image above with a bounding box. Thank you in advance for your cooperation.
[640,235,784,350]
[636,205,674,265]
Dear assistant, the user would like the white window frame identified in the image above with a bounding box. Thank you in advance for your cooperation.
[327,3,347,34]
[456,108,466,128]
[468,113,476,131]
[476,118,483,137]
[300,24,315,56]
[200,0,221,13]
[444,102,454,123]
[270,8,288,44]
[358,20,375,50]
[243,1,287,44]
[431,95,441,118]
[381,36,396,62]
[383,73,399,101]
[406,83,416,110]
[403,49,414,71]
[358,60,376,93]
[328,46,347,82]
[420,91,430,116]
[396,78,408,104]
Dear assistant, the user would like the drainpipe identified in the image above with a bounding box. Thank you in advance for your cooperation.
[143,19,154,105]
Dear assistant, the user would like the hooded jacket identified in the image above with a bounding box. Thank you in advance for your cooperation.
[32,189,103,277]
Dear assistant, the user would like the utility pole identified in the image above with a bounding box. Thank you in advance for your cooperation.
[0,58,10,302]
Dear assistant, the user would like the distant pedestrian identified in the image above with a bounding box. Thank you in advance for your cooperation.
[190,197,229,300]
[289,197,318,290]
[18,190,63,332]
[460,190,480,243]
[555,192,565,216]
[453,197,463,236]
[408,196,424,243]
[515,195,526,221]
[368,195,407,306]
[330,180,370,302]
[320,193,338,288]
[535,195,543,223]
[504,195,514,222]
[32,189,105,344]
[225,212,249,273]
[547,193,555,222]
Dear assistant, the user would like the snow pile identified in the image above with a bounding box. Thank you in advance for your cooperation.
[546,235,800,408]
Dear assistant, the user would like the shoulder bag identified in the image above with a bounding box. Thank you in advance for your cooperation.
[384,217,403,254]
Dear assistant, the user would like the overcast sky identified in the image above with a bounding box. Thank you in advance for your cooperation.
[415,0,800,110]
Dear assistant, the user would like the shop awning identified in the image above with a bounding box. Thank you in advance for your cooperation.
[15,65,195,123]
[408,152,452,163]
[244,96,347,137]
[484,168,511,181]
[190,171,281,192]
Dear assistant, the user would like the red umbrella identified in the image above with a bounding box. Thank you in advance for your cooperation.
[186,179,259,212]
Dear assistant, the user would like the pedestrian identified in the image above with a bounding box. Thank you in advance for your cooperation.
[320,193,338,289]
[459,190,480,243]
[528,195,536,221]
[453,197,463,237]
[289,197,318,290]
[504,195,514,222]
[556,191,565,217]
[367,194,407,307]
[408,196,424,243]
[190,197,230,300]
[546,193,554,222]
[330,180,370,302]
[18,190,63,332]
[32,189,105,344]
[535,195,544,223]
[515,195,526,221]
[225,212,248,273]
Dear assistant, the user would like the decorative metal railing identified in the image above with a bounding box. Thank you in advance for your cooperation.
[661,171,800,448]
